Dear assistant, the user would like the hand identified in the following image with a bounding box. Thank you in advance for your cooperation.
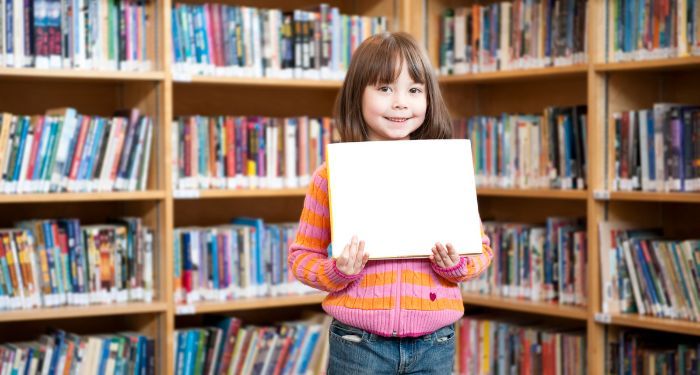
[430,242,460,268]
[336,235,369,276]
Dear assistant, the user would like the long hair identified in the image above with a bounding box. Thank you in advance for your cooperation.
[334,32,452,142]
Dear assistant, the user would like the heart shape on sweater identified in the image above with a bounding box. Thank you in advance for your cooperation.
[429,292,436,301]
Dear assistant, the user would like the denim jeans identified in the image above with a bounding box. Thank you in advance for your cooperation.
[327,319,456,374]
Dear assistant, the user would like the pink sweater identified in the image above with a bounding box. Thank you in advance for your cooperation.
[288,163,494,337]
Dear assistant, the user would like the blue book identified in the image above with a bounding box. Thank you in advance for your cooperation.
[647,110,655,182]
[175,332,187,375]
[32,118,51,183]
[295,326,321,374]
[209,230,219,290]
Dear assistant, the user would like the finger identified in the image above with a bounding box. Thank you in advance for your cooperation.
[360,252,369,269]
[433,244,445,267]
[348,235,359,269]
[337,244,350,268]
[437,243,452,266]
[446,243,460,263]
[354,240,365,271]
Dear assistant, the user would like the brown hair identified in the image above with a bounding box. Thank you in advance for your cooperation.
[334,32,452,142]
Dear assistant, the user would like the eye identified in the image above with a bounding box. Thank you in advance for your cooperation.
[409,87,423,94]
[378,86,392,93]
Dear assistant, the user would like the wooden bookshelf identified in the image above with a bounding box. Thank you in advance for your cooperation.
[6,0,700,373]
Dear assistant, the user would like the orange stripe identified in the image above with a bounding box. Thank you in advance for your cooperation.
[301,257,322,283]
[294,233,329,252]
[324,294,394,309]
[317,262,345,290]
[291,252,313,275]
[360,271,397,287]
[400,296,464,311]
[400,270,451,287]
[299,207,331,230]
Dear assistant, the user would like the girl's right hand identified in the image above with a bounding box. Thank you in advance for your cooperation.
[336,235,369,276]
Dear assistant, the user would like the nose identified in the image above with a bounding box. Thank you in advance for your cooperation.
[392,93,408,110]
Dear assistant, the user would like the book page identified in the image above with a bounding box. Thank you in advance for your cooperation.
[327,139,483,259]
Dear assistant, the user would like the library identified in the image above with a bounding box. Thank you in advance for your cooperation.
[0,0,699,373]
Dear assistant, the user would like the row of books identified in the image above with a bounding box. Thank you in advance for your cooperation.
[612,104,700,192]
[172,115,333,191]
[606,330,700,374]
[171,3,387,80]
[0,217,154,311]
[608,0,700,62]
[439,0,588,75]
[0,330,154,375]
[173,313,330,375]
[0,0,152,71]
[453,106,588,190]
[173,218,316,305]
[0,108,153,195]
[599,222,700,321]
[464,217,587,306]
[456,316,587,375]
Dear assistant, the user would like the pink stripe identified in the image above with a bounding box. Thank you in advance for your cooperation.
[343,282,461,300]
[296,221,330,241]
[313,172,328,193]
[304,194,330,217]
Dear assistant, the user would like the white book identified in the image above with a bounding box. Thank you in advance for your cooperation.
[12,0,23,67]
[327,140,483,259]
[17,127,34,194]
[138,118,153,191]
[284,119,298,188]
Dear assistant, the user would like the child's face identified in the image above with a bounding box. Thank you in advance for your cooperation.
[361,64,427,141]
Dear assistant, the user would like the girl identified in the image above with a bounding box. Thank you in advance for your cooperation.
[288,32,493,374]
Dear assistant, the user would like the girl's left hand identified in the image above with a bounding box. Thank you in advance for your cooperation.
[430,242,460,268]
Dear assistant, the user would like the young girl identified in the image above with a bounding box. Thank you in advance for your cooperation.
[288,32,493,374]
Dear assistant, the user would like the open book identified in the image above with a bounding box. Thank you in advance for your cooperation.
[327,139,483,259]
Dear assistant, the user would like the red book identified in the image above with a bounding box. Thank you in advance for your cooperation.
[224,116,235,180]
[68,116,91,182]
[25,116,44,183]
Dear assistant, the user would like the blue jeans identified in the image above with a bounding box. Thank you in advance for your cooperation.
[327,319,456,374]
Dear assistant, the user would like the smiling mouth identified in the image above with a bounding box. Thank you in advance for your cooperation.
[384,117,411,123]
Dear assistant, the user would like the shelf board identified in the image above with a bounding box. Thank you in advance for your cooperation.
[0,67,166,81]
[462,292,588,320]
[173,188,307,200]
[438,65,589,84]
[476,187,588,200]
[0,302,167,323]
[175,75,343,89]
[603,313,700,336]
[604,191,700,203]
[177,294,326,315]
[0,190,167,204]
[594,56,700,72]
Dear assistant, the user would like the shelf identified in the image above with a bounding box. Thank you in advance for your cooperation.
[0,67,166,82]
[174,75,343,89]
[604,191,700,203]
[476,188,588,200]
[173,188,308,200]
[176,294,327,315]
[600,313,700,337]
[594,56,700,72]
[0,302,167,323]
[462,292,588,320]
[0,190,167,204]
[438,65,589,84]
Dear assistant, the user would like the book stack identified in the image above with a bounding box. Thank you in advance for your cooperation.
[439,0,588,75]
[0,108,154,194]
[0,0,153,71]
[173,313,331,375]
[464,217,587,306]
[173,218,316,305]
[611,104,700,192]
[171,3,388,79]
[599,222,700,321]
[0,217,154,311]
[0,330,155,374]
[453,106,588,190]
[456,316,586,374]
[607,0,700,62]
[172,115,334,191]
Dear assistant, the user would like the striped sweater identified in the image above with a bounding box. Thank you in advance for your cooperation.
[288,163,494,337]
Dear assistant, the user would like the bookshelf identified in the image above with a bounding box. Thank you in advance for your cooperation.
[3,0,700,373]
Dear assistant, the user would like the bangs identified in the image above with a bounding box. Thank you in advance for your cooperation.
[366,36,427,86]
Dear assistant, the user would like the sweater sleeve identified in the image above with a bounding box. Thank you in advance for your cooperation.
[431,224,494,284]
[287,164,363,293]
